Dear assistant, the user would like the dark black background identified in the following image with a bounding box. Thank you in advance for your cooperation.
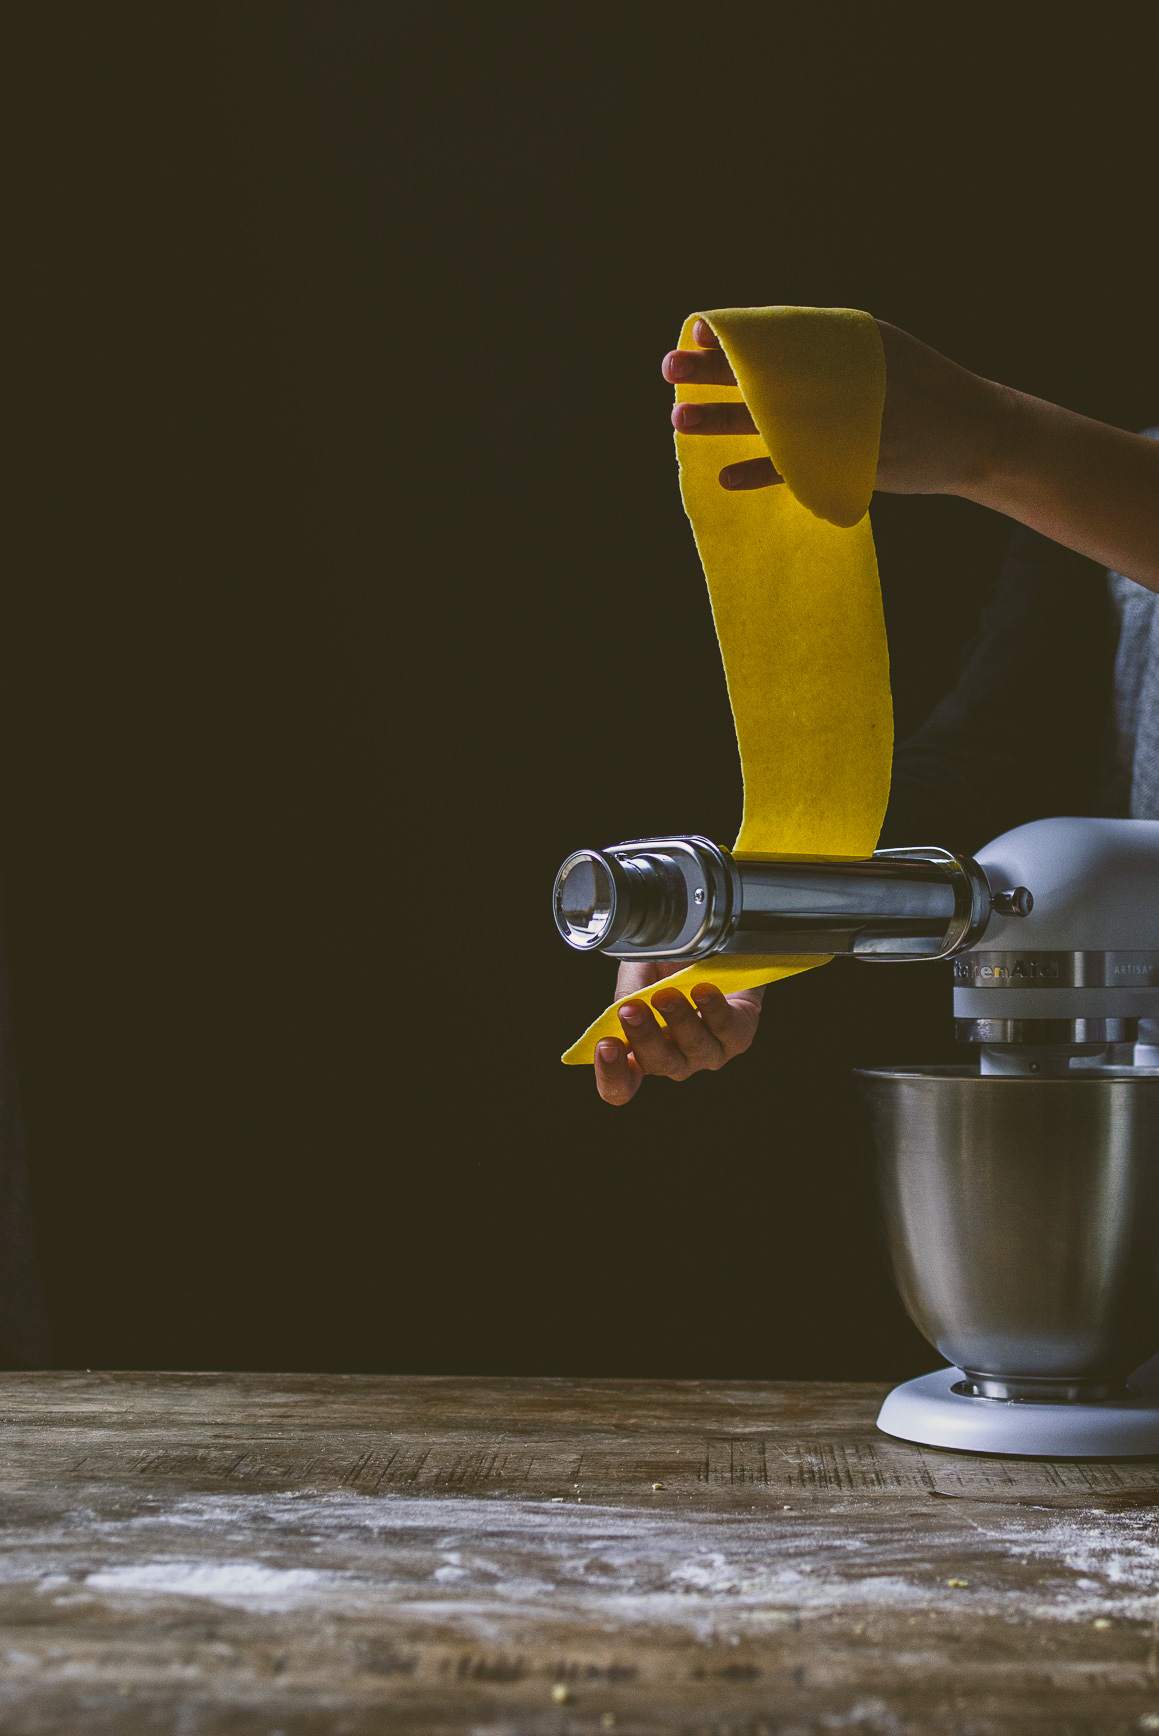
[8,2,1157,1374]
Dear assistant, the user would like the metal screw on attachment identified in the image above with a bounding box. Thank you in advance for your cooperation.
[693,888,705,905]
[991,886,1034,917]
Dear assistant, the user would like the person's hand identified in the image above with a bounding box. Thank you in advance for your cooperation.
[594,958,765,1106]
[662,317,1000,499]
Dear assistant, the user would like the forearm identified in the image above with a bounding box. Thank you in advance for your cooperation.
[962,387,1159,589]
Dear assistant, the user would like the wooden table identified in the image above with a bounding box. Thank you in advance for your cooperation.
[3,1374,1159,1732]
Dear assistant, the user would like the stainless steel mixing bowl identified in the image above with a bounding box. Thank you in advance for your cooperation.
[856,1066,1159,1398]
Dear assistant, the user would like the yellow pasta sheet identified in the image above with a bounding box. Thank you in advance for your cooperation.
[562,306,891,1066]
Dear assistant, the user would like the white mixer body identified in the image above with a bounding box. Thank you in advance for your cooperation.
[974,816,1159,954]
[955,817,1159,1030]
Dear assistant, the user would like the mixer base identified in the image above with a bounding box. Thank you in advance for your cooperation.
[878,1358,1159,1457]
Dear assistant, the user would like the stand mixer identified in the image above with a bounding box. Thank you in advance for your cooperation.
[553,817,1159,1456]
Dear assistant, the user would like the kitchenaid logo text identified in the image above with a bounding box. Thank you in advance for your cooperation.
[956,955,1159,985]
[953,959,1060,983]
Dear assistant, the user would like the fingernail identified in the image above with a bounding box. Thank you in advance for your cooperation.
[619,1003,643,1025]
[678,404,702,428]
[598,1040,619,1061]
[719,468,738,489]
[691,984,715,1002]
[666,352,692,380]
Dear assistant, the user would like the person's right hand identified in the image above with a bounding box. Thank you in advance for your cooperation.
[594,959,765,1106]
[662,317,1000,501]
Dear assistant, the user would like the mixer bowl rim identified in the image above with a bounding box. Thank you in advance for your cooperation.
[853,1064,1159,1083]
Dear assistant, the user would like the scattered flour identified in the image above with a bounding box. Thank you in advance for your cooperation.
[7,1491,1157,1635]
[84,1560,328,1606]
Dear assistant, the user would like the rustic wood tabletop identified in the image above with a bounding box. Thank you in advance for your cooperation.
[1,1372,1159,1732]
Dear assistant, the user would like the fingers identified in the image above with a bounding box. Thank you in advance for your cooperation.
[689,983,763,1056]
[595,1036,642,1107]
[616,992,724,1083]
[662,325,782,490]
[616,1000,686,1080]
[662,346,737,388]
[671,401,758,437]
[664,377,784,491]
[719,457,783,491]
[651,988,727,1073]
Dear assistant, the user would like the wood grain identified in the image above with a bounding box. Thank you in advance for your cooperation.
[1,1372,1159,1732]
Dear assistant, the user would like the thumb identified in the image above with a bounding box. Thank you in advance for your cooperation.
[614,960,664,998]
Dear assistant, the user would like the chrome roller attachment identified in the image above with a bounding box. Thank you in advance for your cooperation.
[552,835,1006,964]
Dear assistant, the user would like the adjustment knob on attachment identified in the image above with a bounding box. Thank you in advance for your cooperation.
[991,886,1034,917]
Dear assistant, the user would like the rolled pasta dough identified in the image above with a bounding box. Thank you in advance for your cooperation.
[562,306,891,1066]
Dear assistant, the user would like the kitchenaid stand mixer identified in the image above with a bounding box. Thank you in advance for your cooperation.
[553,816,1159,1456]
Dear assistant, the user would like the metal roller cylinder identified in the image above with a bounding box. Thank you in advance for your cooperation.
[552,836,998,963]
[857,1066,1159,1396]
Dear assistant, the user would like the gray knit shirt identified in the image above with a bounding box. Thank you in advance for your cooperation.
[1103,429,1159,817]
